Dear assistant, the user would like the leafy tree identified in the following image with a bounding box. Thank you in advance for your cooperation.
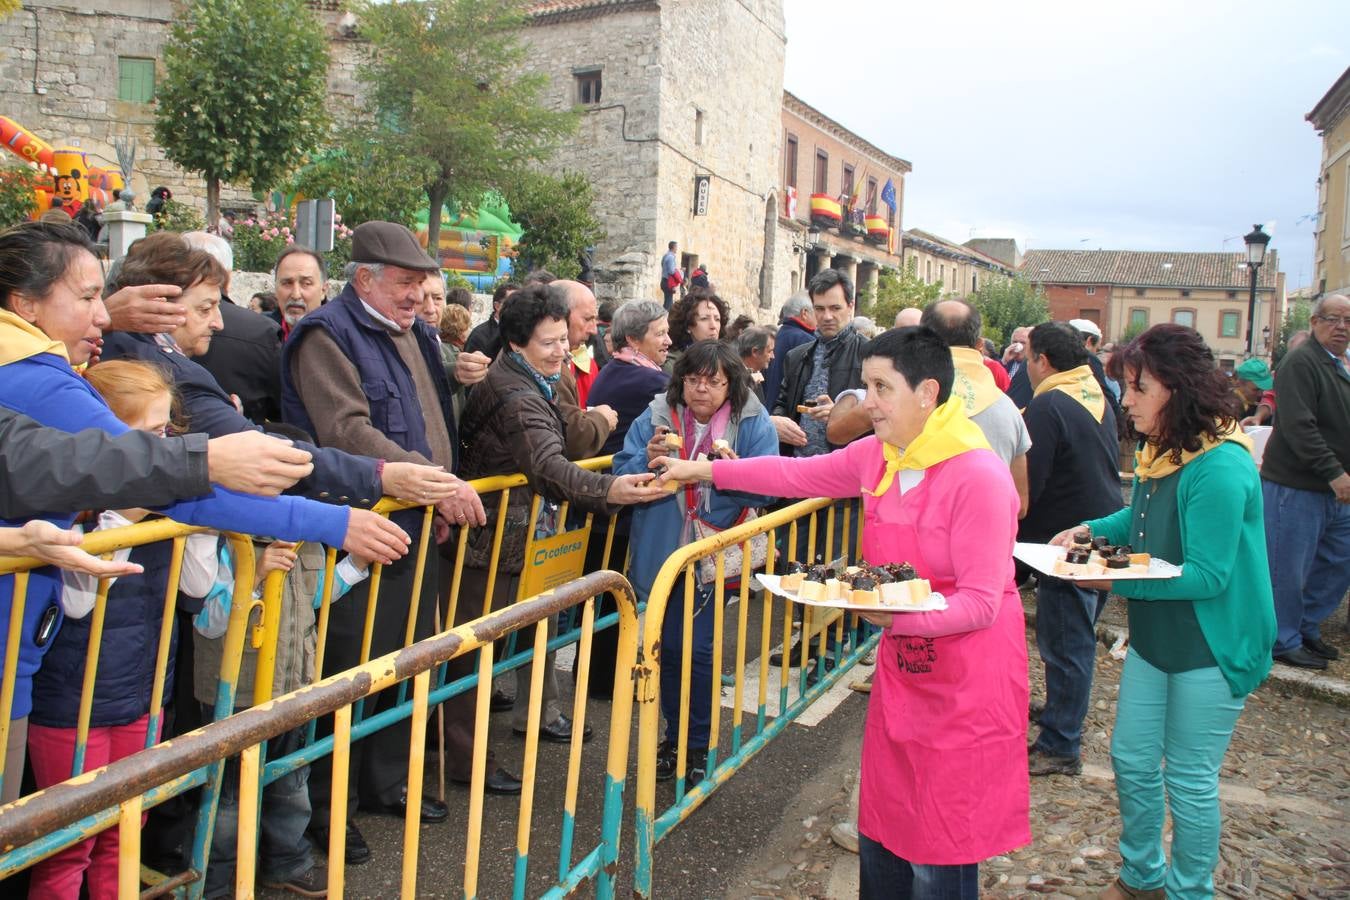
[1120,318,1149,343]
[969,273,1049,347]
[502,171,605,280]
[1272,297,1312,366]
[354,0,579,253]
[869,259,941,325]
[149,199,206,234]
[0,166,43,228]
[287,141,429,229]
[154,0,330,227]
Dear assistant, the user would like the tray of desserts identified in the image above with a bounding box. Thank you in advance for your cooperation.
[756,560,948,612]
[1014,531,1181,581]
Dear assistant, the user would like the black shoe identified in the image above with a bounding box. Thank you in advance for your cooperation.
[686,748,708,788]
[490,688,515,712]
[1303,637,1340,661]
[369,795,449,823]
[1027,748,1082,776]
[655,740,677,781]
[514,714,593,744]
[450,766,524,795]
[262,866,329,897]
[308,823,370,866]
[654,740,707,784]
[1276,646,1328,670]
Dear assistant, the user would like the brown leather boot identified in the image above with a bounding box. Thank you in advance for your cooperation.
[1099,877,1165,900]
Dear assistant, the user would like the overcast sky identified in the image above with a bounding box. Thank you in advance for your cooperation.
[781,0,1348,289]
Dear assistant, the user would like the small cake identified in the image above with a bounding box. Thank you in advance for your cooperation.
[1072,529,1092,547]
[1105,552,1131,569]
[779,560,808,592]
[652,464,682,492]
[1091,536,1111,552]
[1065,548,1091,565]
[850,575,879,606]
[798,564,829,600]
[711,438,731,455]
[826,574,849,602]
[878,579,912,606]
[1128,552,1151,567]
[663,432,683,452]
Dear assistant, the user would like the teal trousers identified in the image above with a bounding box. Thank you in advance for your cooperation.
[1110,650,1246,899]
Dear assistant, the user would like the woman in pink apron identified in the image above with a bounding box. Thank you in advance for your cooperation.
[657,326,1029,899]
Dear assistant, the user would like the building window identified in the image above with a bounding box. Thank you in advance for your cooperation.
[814,150,828,194]
[939,263,945,286]
[574,69,602,105]
[972,273,978,292]
[925,259,932,283]
[694,108,704,145]
[1135,288,1145,297]
[842,165,854,201]
[1220,310,1240,337]
[1227,290,1237,299]
[866,177,878,215]
[1129,308,1149,331]
[1172,308,1196,328]
[784,134,798,189]
[1086,286,1096,295]
[117,57,155,104]
[1078,309,1101,325]
[1181,289,1192,297]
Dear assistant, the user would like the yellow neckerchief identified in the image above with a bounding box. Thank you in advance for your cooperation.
[865,395,992,496]
[570,342,594,374]
[950,346,1000,416]
[1134,421,1254,482]
[0,308,69,366]
[1033,364,1104,423]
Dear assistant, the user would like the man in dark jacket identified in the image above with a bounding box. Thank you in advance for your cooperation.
[770,269,866,458]
[464,280,517,359]
[1261,293,1350,670]
[764,292,815,411]
[1020,322,1123,777]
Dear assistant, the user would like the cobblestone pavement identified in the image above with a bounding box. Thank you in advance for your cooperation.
[725,593,1350,899]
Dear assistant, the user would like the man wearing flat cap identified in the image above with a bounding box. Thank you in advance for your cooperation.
[281,221,487,863]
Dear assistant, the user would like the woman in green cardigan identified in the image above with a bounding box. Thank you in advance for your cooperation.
[1050,324,1275,900]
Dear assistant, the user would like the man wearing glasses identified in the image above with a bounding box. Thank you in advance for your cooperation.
[1260,293,1350,670]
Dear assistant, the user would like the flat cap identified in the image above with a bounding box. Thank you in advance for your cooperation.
[351,221,440,272]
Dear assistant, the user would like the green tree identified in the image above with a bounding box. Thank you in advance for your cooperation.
[969,273,1050,347]
[1272,297,1312,366]
[287,141,429,229]
[0,166,43,228]
[502,171,605,280]
[354,0,579,254]
[1120,318,1149,343]
[154,0,330,228]
[869,259,942,325]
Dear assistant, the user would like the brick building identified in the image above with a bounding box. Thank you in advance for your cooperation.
[1022,248,1286,364]
[1307,65,1350,299]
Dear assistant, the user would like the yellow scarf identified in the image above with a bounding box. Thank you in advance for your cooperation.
[865,395,992,496]
[570,342,594,375]
[1134,422,1254,482]
[0,308,69,366]
[1033,364,1104,423]
[950,346,1000,416]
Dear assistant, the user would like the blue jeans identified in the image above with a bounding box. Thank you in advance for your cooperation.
[858,833,979,900]
[1033,575,1107,758]
[660,582,716,750]
[1262,479,1350,654]
[202,709,314,898]
[1111,652,1245,900]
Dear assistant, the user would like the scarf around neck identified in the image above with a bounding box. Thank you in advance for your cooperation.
[613,346,663,370]
[1033,364,1105,423]
[0,308,69,366]
[570,342,594,374]
[508,350,562,400]
[1134,421,1253,482]
[865,395,992,496]
[950,346,1000,417]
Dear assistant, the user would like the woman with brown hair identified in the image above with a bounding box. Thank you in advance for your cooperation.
[664,287,729,374]
[1049,324,1275,900]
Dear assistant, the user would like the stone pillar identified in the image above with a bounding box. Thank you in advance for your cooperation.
[857,261,880,311]
[104,211,153,260]
[834,255,859,294]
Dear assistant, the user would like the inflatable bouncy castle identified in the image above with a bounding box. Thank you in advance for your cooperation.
[415,197,522,291]
[0,117,126,217]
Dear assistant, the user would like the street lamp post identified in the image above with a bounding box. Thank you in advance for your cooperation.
[1243,224,1270,357]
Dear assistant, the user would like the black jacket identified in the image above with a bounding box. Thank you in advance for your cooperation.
[464,316,502,360]
[771,326,867,452]
[1018,391,1123,542]
[0,408,210,518]
[193,298,284,424]
[1261,336,1350,493]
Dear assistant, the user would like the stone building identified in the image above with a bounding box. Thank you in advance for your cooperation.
[1022,248,1286,364]
[1307,65,1350,299]
[900,228,1013,297]
[772,91,910,307]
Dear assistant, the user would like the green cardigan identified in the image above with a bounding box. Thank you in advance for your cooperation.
[1087,441,1275,697]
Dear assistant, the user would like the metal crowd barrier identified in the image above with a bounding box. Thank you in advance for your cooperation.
[630,496,878,898]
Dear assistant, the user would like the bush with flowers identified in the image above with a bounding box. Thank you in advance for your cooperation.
[230,209,353,277]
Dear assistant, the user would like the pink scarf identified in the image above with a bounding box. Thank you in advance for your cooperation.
[613,347,663,370]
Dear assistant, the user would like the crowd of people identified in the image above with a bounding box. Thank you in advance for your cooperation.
[0,214,1345,900]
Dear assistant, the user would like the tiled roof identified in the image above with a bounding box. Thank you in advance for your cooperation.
[903,229,1013,272]
[1307,65,1350,133]
[529,0,655,21]
[1021,249,1279,290]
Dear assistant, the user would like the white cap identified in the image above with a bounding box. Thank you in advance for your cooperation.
[1068,318,1102,340]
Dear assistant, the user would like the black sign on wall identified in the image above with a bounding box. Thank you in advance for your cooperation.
[693,175,710,216]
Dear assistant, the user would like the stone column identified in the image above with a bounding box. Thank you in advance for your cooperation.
[857,261,880,311]
[104,211,153,260]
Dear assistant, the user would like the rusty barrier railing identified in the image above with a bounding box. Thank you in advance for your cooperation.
[0,569,639,899]
[630,496,878,897]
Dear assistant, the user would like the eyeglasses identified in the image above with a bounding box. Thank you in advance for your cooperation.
[682,375,728,390]
[1314,314,1350,327]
